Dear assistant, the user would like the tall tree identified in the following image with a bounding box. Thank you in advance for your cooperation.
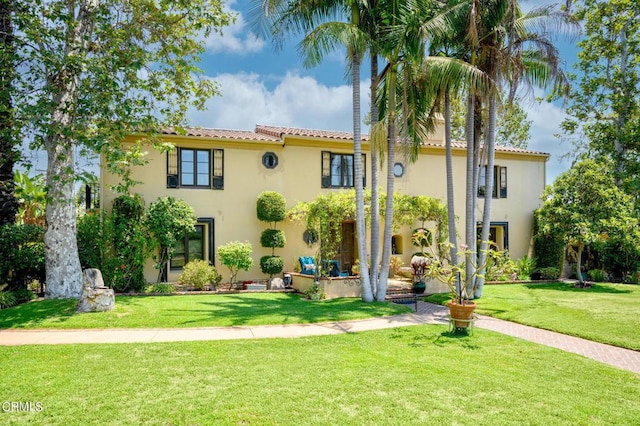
[0,0,18,225]
[561,0,640,200]
[538,159,640,286]
[467,2,572,297]
[12,0,232,298]
[254,0,376,301]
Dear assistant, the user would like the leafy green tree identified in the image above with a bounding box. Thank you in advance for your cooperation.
[145,197,197,283]
[9,0,232,298]
[217,241,254,285]
[538,159,640,286]
[561,0,640,198]
[0,0,19,226]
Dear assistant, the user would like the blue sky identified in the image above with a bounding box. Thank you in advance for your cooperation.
[186,0,583,184]
[23,0,580,183]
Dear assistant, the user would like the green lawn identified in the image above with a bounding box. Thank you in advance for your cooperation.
[1,326,638,425]
[0,293,411,329]
[426,282,640,350]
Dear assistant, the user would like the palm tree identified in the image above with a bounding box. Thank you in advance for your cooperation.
[473,2,572,297]
[253,0,376,301]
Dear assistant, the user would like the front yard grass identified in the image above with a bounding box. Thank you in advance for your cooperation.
[0,293,411,329]
[425,282,640,350]
[1,325,638,425]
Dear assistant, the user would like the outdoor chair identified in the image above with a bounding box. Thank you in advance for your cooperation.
[299,256,317,275]
[323,259,348,277]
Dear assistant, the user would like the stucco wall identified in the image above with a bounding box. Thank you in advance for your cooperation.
[101,130,546,284]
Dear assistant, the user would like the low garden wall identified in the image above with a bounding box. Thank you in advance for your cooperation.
[291,273,449,299]
[290,273,362,299]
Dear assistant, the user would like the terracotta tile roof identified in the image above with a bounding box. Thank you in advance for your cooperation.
[162,125,548,156]
[162,127,280,141]
[255,124,370,141]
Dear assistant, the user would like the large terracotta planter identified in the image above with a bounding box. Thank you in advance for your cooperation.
[447,300,477,328]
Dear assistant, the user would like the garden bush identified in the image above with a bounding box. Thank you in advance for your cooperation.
[516,256,536,280]
[260,229,286,248]
[218,241,253,284]
[145,283,176,294]
[178,260,222,290]
[0,289,16,309]
[0,224,45,288]
[538,267,560,280]
[588,269,607,282]
[256,191,286,223]
[260,256,284,276]
[110,194,147,292]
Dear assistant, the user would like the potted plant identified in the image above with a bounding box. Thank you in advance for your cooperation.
[410,255,428,294]
[425,244,504,329]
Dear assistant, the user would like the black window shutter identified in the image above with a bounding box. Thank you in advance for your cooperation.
[212,149,224,189]
[362,153,366,188]
[167,149,179,188]
[321,151,331,188]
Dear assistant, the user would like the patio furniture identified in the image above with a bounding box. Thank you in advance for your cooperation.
[299,256,317,275]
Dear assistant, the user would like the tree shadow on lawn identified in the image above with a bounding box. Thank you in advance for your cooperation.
[153,293,402,327]
[524,282,632,294]
[0,299,78,329]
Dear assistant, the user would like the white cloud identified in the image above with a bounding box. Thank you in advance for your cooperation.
[188,72,368,132]
[204,3,265,55]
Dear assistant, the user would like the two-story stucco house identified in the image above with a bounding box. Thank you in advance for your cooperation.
[100,122,548,284]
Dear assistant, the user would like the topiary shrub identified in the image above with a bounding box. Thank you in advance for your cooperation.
[256,191,286,223]
[178,259,222,290]
[110,194,147,292]
[260,229,286,248]
[260,255,284,276]
[256,191,287,281]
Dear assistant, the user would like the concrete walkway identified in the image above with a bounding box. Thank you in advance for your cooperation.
[1,301,638,375]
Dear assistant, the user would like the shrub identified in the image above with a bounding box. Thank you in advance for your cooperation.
[11,288,36,304]
[178,260,222,290]
[77,211,108,270]
[532,210,565,270]
[260,255,284,276]
[516,256,536,280]
[588,269,607,283]
[256,191,286,223]
[538,267,560,280]
[389,256,403,276]
[304,283,326,301]
[146,196,197,282]
[0,224,45,288]
[217,241,253,284]
[260,229,286,248]
[0,289,16,309]
[145,283,176,294]
[110,194,147,292]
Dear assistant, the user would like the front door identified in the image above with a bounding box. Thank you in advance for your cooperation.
[340,222,355,274]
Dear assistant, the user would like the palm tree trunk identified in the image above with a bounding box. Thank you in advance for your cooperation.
[349,26,373,301]
[369,52,380,296]
[464,91,476,298]
[475,94,497,298]
[377,63,397,301]
[444,91,459,291]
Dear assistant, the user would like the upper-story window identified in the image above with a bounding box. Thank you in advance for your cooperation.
[478,165,507,198]
[321,151,366,188]
[167,148,224,189]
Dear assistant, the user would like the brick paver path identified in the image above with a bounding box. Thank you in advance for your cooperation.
[1,300,638,375]
[416,301,640,374]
